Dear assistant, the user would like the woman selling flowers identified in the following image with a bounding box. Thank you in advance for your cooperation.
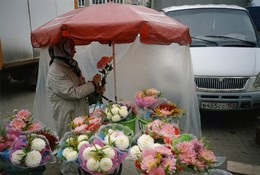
[46,37,105,138]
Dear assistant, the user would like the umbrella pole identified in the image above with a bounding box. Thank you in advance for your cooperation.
[112,42,117,103]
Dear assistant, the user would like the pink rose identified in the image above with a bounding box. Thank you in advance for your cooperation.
[27,122,42,131]
[9,119,26,130]
[16,109,31,121]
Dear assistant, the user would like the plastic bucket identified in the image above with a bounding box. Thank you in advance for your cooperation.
[138,117,148,131]
[118,115,137,134]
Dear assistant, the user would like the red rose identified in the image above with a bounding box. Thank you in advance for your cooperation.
[96,56,113,69]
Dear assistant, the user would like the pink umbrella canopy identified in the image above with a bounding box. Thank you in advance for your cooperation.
[31,2,191,47]
[31,2,191,101]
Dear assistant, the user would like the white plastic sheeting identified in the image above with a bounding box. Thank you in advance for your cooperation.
[33,39,202,138]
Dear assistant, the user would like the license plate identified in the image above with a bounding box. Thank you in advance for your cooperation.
[200,102,237,110]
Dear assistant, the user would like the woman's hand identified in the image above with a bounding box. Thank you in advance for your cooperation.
[96,85,106,94]
[92,74,101,87]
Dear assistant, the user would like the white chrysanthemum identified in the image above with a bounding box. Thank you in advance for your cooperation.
[112,104,119,108]
[111,114,121,122]
[106,113,112,120]
[107,129,114,134]
[137,134,154,150]
[82,147,96,160]
[115,135,129,150]
[62,147,74,158]
[104,135,116,144]
[105,108,110,114]
[111,106,120,115]
[119,109,128,118]
[66,137,76,143]
[100,157,113,172]
[120,106,127,110]
[78,134,88,142]
[25,150,42,167]
[66,150,78,161]
[93,144,102,150]
[86,158,100,171]
[78,141,89,150]
[31,138,46,151]
[129,145,141,160]
[102,146,115,159]
[11,149,26,165]
[111,130,124,137]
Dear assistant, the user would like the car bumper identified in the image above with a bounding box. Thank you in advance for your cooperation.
[197,91,260,111]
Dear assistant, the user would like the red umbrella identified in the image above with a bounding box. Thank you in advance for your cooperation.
[31,2,191,100]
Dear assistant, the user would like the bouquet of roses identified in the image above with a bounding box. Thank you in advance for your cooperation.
[135,88,162,109]
[144,119,179,144]
[171,134,217,173]
[9,134,55,168]
[78,138,127,175]
[95,123,134,152]
[5,109,43,136]
[128,133,177,175]
[103,102,132,122]
[57,132,92,162]
[69,115,102,134]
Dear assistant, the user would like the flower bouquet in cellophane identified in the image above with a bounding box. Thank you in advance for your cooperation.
[142,98,185,126]
[103,101,132,123]
[171,134,217,174]
[95,123,134,152]
[57,132,92,162]
[9,134,55,168]
[78,137,127,175]
[144,119,180,144]
[135,88,162,110]
[69,114,102,134]
[128,133,177,175]
[4,109,43,136]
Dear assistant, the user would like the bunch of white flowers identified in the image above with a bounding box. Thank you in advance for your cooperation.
[11,136,48,168]
[61,134,90,161]
[82,144,116,173]
[104,129,130,151]
[62,147,78,161]
[128,134,156,160]
[105,104,129,122]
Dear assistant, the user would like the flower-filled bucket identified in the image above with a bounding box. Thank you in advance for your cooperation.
[95,123,134,152]
[118,114,137,134]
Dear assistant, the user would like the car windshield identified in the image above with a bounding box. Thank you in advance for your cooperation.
[166,8,257,44]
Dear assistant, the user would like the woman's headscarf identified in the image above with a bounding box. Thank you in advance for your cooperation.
[49,37,82,77]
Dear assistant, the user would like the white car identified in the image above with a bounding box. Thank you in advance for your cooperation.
[161,4,260,111]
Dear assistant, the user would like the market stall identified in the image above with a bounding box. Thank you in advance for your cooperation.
[31,2,201,138]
